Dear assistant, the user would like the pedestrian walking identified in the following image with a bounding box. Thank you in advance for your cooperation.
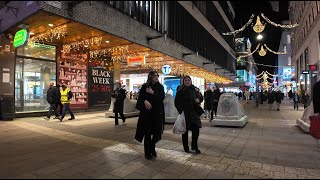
[292,90,300,110]
[112,82,126,125]
[303,93,310,109]
[59,84,75,121]
[244,89,250,103]
[210,86,221,122]
[204,87,213,119]
[135,71,165,160]
[275,90,282,111]
[175,76,203,154]
[54,84,62,119]
[44,82,60,120]
[267,91,274,111]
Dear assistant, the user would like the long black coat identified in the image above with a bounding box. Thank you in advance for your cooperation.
[204,90,213,110]
[112,88,126,112]
[175,85,203,130]
[267,92,274,104]
[313,81,320,113]
[135,82,165,143]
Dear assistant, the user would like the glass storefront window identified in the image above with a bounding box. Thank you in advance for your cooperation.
[15,58,56,113]
[17,43,56,60]
[15,43,56,113]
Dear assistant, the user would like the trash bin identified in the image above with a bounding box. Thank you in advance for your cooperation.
[0,94,14,120]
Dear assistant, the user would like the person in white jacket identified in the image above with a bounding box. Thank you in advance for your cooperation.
[244,89,250,103]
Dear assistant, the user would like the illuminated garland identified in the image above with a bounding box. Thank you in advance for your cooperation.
[222,14,255,35]
[223,13,298,35]
[28,25,68,45]
[89,45,129,59]
[264,44,287,55]
[238,43,261,58]
[238,56,293,68]
[62,36,103,53]
[261,13,299,28]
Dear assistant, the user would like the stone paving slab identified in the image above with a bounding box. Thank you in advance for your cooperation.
[1,100,320,178]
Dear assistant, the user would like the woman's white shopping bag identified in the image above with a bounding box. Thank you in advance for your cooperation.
[172,112,186,134]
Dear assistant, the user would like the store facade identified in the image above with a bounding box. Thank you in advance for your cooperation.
[0,1,233,118]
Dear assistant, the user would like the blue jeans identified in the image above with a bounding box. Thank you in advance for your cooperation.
[61,104,74,119]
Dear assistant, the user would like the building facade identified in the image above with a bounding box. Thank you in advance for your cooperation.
[289,1,320,96]
[276,22,295,95]
[0,1,236,117]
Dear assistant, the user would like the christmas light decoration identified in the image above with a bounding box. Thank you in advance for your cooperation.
[264,44,287,55]
[62,36,103,53]
[261,13,299,28]
[28,25,67,45]
[222,13,298,36]
[238,44,261,58]
[89,45,129,59]
[258,45,267,56]
[253,16,266,33]
[222,14,255,35]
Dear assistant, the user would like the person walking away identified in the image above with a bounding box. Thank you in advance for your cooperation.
[204,87,213,120]
[112,82,126,125]
[59,84,75,121]
[293,90,300,110]
[238,91,242,100]
[313,80,320,115]
[130,91,133,99]
[44,82,58,120]
[304,93,310,109]
[211,86,221,122]
[54,84,62,119]
[244,89,250,103]
[135,71,165,160]
[175,76,203,154]
[275,90,282,111]
[267,91,274,111]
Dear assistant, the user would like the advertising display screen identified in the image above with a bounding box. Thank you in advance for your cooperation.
[282,67,292,81]
[163,77,180,97]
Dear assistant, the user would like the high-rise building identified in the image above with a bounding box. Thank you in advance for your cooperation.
[289,1,320,96]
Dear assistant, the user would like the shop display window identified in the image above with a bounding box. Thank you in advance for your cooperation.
[15,58,56,112]
[17,43,56,60]
[57,47,88,109]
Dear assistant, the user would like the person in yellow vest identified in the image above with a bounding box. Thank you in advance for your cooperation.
[59,84,75,122]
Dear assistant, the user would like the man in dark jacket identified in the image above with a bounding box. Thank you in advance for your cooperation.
[313,80,320,115]
[274,90,282,111]
[204,87,213,119]
[112,82,126,125]
[54,84,62,119]
[292,90,300,110]
[44,83,59,120]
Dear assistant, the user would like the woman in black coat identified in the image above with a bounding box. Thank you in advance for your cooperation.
[175,76,203,154]
[135,71,165,160]
[210,86,221,121]
[204,87,213,119]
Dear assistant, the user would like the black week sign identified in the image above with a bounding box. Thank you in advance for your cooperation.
[88,67,113,107]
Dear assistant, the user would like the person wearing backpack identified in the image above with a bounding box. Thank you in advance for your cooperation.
[59,84,75,122]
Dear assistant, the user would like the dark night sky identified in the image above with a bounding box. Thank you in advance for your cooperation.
[233,1,289,75]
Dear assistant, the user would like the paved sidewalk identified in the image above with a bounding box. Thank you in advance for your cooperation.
[1,99,320,179]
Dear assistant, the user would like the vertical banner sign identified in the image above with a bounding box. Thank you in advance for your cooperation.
[88,56,114,107]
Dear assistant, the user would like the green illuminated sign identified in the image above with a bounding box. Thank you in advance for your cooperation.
[14,29,29,48]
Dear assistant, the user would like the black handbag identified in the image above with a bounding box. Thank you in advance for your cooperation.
[194,103,205,116]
